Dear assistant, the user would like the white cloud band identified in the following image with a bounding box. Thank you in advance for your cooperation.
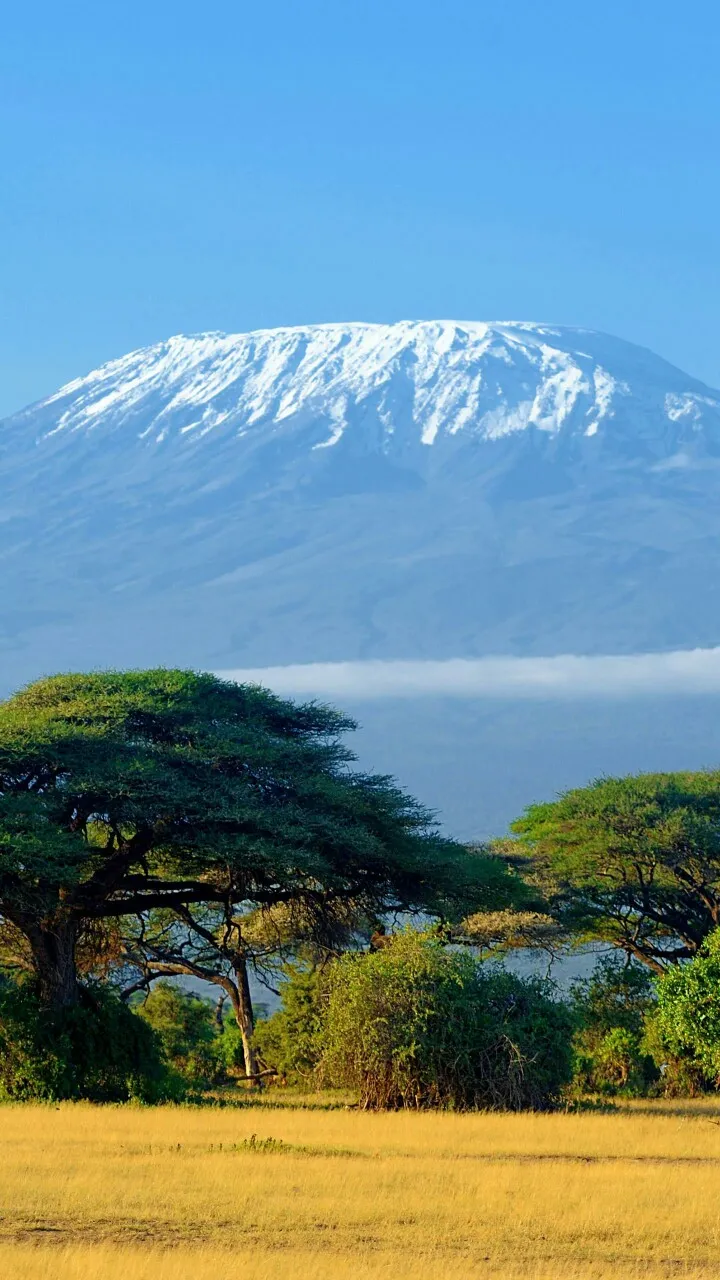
[217,647,720,700]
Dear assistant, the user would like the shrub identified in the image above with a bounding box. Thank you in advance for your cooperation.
[134,982,223,1088]
[318,930,573,1110]
[0,981,173,1102]
[650,930,720,1092]
[253,966,324,1082]
[570,956,659,1096]
[642,1014,711,1097]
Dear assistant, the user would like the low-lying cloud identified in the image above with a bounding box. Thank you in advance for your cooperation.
[217,647,720,700]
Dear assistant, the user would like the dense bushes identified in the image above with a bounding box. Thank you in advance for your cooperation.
[9,933,720,1108]
[559,944,720,1100]
[133,983,225,1089]
[0,975,273,1102]
[254,932,573,1109]
[254,938,720,1107]
[133,982,276,1088]
[650,930,720,1092]
[0,982,173,1102]
[569,956,659,1096]
[253,966,324,1083]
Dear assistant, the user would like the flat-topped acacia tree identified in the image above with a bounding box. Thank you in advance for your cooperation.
[511,771,720,972]
[0,669,514,1010]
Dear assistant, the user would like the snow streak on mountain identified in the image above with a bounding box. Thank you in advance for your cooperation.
[3,320,720,688]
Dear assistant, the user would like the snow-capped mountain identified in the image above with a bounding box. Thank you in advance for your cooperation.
[3,319,720,689]
[12,319,720,459]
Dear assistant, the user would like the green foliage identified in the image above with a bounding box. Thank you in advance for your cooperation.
[0,668,517,1008]
[254,967,325,1082]
[0,981,174,1101]
[318,931,574,1110]
[651,929,720,1090]
[512,771,720,970]
[214,1020,248,1074]
[134,982,223,1088]
[570,956,659,1096]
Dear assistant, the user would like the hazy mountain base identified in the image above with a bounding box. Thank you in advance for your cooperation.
[4,466,720,688]
[346,693,720,840]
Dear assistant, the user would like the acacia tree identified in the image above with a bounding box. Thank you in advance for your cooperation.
[511,771,720,973]
[118,896,369,1079]
[0,668,517,1012]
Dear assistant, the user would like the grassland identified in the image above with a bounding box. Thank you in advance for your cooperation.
[2,1099,720,1279]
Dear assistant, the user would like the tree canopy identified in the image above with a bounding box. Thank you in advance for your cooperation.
[511,771,720,972]
[0,668,516,1008]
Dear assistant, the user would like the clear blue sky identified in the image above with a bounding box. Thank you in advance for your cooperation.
[2,0,719,416]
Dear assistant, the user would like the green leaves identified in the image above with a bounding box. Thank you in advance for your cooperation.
[569,956,659,1096]
[253,966,325,1082]
[0,668,512,1005]
[654,929,720,1079]
[317,930,574,1110]
[511,772,720,969]
[0,982,173,1102]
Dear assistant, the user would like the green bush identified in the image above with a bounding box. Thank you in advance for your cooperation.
[134,982,224,1088]
[253,967,324,1082]
[651,930,720,1092]
[642,1015,711,1097]
[569,956,659,1096]
[318,930,574,1110]
[0,981,174,1102]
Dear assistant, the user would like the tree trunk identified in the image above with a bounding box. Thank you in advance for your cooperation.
[214,992,227,1030]
[28,919,80,1008]
[232,955,259,1080]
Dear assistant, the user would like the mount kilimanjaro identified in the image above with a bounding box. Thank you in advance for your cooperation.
[3,319,720,833]
[3,319,720,681]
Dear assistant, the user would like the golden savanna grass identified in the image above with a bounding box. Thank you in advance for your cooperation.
[2,1100,720,1278]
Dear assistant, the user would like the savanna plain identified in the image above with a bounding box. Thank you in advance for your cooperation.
[3,1098,720,1280]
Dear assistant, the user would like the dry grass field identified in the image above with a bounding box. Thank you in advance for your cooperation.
[2,1099,720,1279]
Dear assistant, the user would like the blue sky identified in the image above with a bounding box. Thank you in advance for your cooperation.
[1,0,719,416]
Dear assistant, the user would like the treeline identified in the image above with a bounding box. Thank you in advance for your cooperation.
[1,669,720,1108]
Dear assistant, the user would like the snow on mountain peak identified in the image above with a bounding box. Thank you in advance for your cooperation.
[10,320,720,466]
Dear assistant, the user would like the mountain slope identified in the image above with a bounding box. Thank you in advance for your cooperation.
[2,319,720,686]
